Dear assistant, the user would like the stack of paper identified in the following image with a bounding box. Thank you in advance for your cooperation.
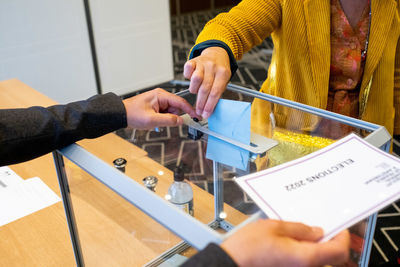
[0,167,61,227]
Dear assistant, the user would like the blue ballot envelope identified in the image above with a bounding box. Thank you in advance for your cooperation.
[206,99,251,171]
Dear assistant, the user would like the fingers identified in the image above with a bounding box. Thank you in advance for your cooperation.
[149,113,183,128]
[188,63,204,95]
[195,64,215,117]
[183,60,196,80]
[275,221,349,267]
[201,68,230,118]
[156,89,197,118]
[271,220,324,242]
[273,220,349,266]
[193,65,230,118]
[314,230,350,266]
[184,47,231,118]
[123,88,198,129]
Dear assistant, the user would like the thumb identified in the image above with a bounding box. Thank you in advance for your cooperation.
[150,113,183,128]
[183,60,196,79]
[277,221,323,242]
[308,230,350,266]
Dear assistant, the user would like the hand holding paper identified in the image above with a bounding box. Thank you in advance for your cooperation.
[235,134,400,241]
[221,219,350,267]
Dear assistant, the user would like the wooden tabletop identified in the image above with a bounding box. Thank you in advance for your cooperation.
[0,79,247,266]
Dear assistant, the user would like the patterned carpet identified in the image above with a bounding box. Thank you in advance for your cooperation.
[118,9,400,266]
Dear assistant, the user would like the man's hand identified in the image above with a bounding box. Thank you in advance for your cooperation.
[122,88,197,129]
[184,46,231,119]
[221,219,350,267]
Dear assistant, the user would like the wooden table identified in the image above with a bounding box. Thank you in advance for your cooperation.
[0,79,247,266]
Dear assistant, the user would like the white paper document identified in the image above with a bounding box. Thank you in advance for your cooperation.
[235,133,400,241]
[0,177,61,227]
[0,166,24,188]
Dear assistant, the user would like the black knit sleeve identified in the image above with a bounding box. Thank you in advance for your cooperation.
[0,92,127,166]
[180,243,238,267]
[189,40,239,78]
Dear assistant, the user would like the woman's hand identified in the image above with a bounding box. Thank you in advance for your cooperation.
[184,46,231,119]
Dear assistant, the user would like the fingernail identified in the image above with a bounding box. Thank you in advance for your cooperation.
[196,109,202,116]
[312,227,323,235]
[202,111,210,119]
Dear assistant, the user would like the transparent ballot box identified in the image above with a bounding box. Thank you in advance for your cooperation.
[53,83,392,267]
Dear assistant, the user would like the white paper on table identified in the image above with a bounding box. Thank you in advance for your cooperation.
[0,166,24,188]
[0,177,61,227]
[235,133,400,241]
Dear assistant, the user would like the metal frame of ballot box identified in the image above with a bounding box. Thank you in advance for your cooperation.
[53,83,392,267]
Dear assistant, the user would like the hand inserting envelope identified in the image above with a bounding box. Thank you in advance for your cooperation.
[206,99,251,171]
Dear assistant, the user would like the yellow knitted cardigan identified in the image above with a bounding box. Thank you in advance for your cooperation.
[193,0,400,136]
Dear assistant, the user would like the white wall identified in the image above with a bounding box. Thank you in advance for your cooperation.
[0,0,97,103]
[89,0,174,95]
[0,0,173,101]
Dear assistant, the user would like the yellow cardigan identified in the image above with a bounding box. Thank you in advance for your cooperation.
[194,0,400,136]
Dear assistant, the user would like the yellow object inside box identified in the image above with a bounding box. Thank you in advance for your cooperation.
[267,129,335,167]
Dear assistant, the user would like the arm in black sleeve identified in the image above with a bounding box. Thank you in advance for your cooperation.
[0,92,127,166]
[180,243,238,267]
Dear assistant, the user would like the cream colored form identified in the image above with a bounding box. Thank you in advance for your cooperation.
[0,79,247,266]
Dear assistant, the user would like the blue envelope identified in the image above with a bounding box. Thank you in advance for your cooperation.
[206,99,251,171]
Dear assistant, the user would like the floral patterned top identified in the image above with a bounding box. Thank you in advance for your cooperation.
[318,0,370,139]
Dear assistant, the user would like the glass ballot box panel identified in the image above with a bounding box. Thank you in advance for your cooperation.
[60,156,198,266]
[55,84,391,267]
